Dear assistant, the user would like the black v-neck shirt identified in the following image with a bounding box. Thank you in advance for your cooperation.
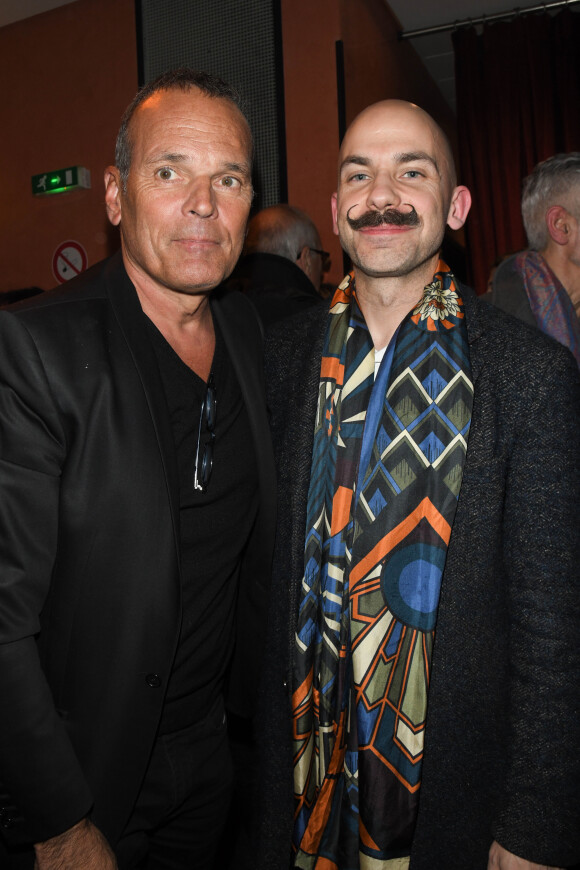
[146,314,259,733]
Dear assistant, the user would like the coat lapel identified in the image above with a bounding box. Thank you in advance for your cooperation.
[212,288,277,529]
[461,283,486,384]
[103,253,181,542]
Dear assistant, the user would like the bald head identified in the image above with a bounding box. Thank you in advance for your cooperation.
[339,100,457,196]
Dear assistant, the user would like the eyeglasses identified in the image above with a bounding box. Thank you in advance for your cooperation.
[194,374,216,493]
[308,247,331,272]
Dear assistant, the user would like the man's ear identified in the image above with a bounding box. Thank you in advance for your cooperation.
[104,166,123,227]
[331,192,339,236]
[296,245,314,282]
[446,185,471,231]
[296,245,310,270]
[546,205,571,246]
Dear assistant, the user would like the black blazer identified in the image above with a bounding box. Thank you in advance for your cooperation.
[256,287,580,869]
[0,252,276,848]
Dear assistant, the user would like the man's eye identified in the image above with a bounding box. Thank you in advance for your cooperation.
[220,176,240,189]
[156,167,177,180]
[403,170,422,178]
[349,173,368,182]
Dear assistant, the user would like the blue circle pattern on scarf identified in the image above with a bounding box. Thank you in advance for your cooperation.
[380,542,446,632]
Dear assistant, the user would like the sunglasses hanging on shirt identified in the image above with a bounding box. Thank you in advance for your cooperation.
[194,373,216,493]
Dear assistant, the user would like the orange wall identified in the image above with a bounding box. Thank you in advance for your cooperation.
[0,0,457,294]
[281,0,459,287]
[0,0,137,294]
[281,0,343,283]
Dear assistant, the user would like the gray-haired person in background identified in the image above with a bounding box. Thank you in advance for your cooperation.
[225,204,328,324]
[487,152,580,367]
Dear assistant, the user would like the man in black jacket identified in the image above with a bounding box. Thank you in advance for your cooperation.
[0,69,275,870]
[257,100,580,870]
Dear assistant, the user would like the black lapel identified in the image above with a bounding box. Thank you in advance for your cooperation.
[267,304,328,652]
[103,253,180,540]
[460,283,486,384]
[211,288,277,528]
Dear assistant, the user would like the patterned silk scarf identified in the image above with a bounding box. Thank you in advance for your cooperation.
[292,262,474,869]
[515,250,580,369]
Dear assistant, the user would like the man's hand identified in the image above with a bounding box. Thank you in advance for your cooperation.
[34,817,118,870]
[488,840,563,870]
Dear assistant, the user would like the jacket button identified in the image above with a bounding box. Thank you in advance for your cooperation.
[145,673,162,688]
[0,807,16,828]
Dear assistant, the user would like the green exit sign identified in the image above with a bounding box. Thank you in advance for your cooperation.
[32,166,91,196]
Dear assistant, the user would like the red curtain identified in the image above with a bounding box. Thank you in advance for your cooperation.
[452,8,580,294]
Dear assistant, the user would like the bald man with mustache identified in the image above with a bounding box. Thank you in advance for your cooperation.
[255,100,580,870]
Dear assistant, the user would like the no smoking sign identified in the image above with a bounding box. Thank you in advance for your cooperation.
[52,240,88,283]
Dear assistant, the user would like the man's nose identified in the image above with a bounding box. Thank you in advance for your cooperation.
[366,172,401,212]
[183,178,216,218]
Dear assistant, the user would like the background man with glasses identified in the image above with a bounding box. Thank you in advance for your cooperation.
[0,68,275,870]
[225,203,328,325]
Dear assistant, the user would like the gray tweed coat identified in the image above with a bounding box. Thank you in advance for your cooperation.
[254,287,580,870]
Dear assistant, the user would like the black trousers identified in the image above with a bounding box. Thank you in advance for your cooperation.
[0,697,234,870]
[116,695,234,870]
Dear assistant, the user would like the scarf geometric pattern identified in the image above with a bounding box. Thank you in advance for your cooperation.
[292,262,473,869]
[515,249,580,369]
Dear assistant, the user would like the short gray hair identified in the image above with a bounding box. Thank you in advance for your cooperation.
[521,152,580,250]
[244,205,321,262]
[115,68,250,190]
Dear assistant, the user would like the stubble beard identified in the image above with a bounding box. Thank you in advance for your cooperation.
[343,224,445,282]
